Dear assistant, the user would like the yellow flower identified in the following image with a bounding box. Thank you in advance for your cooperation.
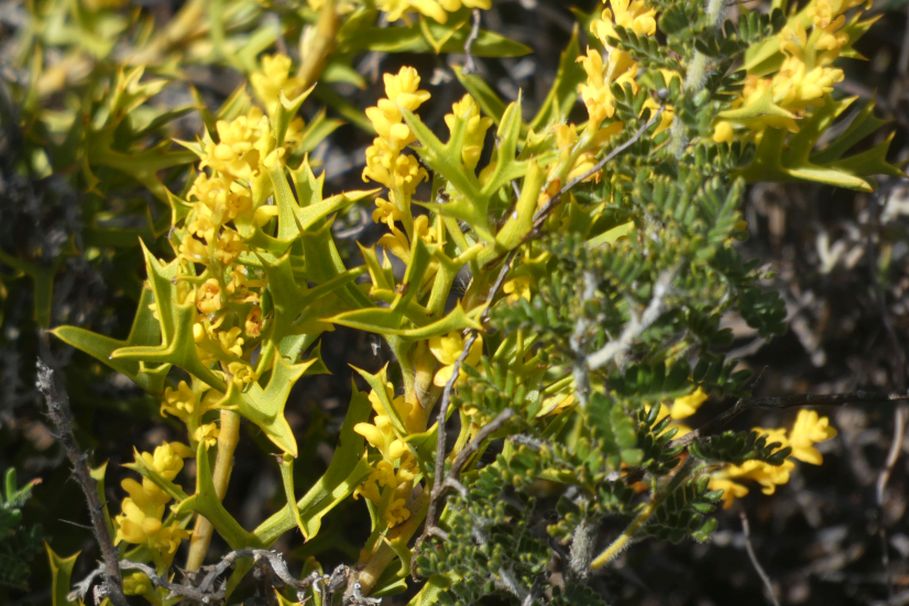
[428,331,483,386]
[363,136,427,195]
[188,172,253,224]
[444,95,492,170]
[591,0,657,44]
[707,476,750,509]
[787,409,837,465]
[385,497,411,526]
[712,120,734,143]
[710,411,836,507]
[200,109,272,181]
[194,422,220,448]
[251,54,305,114]
[354,381,421,528]
[142,442,193,480]
[161,381,196,421]
[244,306,264,338]
[373,197,404,228]
[503,276,532,302]
[114,443,192,556]
[195,278,223,315]
[771,56,843,109]
[670,387,708,420]
[122,572,152,596]
[577,47,637,127]
[227,361,255,386]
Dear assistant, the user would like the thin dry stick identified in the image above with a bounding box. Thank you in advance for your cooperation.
[421,256,516,543]
[70,550,355,605]
[450,408,515,476]
[463,9,482,74]
[36,348,128,606]
[876,404,906,600]
[426,330,476,524]
[739,510,781,606]
[298,0,341,90]
[586,268,676,370]
[868,187,908,602]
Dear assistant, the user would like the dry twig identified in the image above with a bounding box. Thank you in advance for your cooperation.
[36,343,127,606]
[739,510,781,606]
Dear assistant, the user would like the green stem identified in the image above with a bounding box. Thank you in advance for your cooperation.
[298,0,340,90]
[185,409,241,571]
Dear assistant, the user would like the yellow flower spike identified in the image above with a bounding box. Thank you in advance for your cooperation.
[200,109,273,181]
[669,387,708,420]
[787,409,837,465]
[382,67,431,114]
[115,443,193,555]
[251,54,305,115]
[188,173,253,223]
[362,66,432,196]
[444,94,493,170]
[578,46,638,128]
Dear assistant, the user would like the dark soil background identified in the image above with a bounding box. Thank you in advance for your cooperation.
[1,0,909,604]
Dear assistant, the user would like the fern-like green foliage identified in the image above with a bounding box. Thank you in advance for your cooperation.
[0,469,42,590]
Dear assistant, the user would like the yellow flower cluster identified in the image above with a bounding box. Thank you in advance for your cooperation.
[363,66,431,219]
[250,54,306,116]
[710,409,837,507]
[375,0,491,23]
[579,0,656,131]
[713,0,863,141]
[114,443,193,559]
[561,0,672,186]
[160,380,223,447]
[354,380,423,527]
[175,54,316,395]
